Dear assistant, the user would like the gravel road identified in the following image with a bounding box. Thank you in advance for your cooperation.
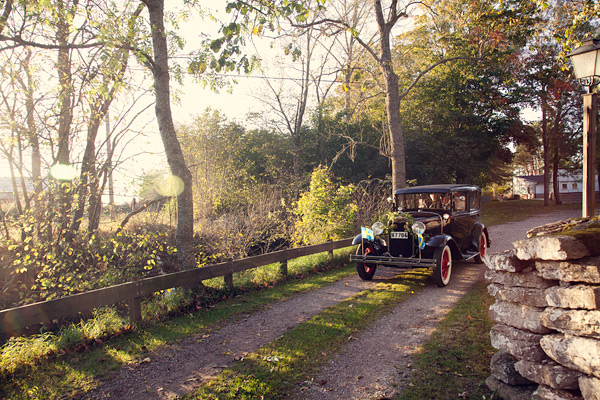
[81,208,583,400]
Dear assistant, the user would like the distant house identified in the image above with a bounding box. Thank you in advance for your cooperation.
[512,170,599,202]
[0,177,34,209]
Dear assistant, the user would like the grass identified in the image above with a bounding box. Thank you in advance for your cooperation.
[481,199,578,227]
[3,199,567,399]
[397,281,498,400]
[0,248,356,400]
[184,269,431,399]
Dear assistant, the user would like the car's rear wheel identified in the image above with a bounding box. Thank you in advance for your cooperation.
[474,231,487,264]
[356,243,377,280]
[433,245,452,287]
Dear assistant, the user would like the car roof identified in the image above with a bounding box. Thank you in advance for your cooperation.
[394,184,480,195]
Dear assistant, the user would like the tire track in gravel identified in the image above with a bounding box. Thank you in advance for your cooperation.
[298,261,484,400]
[81,208,583,400]
[80,268,401,399]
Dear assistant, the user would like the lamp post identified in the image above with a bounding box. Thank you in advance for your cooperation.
[568,38,600,218]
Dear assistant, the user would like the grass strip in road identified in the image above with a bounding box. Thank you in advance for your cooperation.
[0,250,358,400]
[185,269,431,400]
[397,281,498,400]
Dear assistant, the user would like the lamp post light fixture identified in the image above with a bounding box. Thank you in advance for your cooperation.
[567,38,600,218]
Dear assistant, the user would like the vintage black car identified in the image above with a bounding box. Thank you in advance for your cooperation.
[349,184,490,287]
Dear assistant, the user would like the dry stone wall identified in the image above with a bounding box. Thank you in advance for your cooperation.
[485,219,600,400]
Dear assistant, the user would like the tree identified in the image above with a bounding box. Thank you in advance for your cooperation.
[252,26,321,196]
[517,1,587,205]
[141,0,195,270]
[287,0,539,192]
[0,1,152,243]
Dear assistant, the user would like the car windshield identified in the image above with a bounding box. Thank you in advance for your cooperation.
[396,192,451,211]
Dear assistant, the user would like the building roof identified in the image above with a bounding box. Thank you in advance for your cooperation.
[395,184,480,195]
[515,175,545,184]
[0,176,34,193]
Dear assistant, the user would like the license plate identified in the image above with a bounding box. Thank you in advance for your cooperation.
[390,231,408,239]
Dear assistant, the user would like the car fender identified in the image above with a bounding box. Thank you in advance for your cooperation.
[352,234,383,245]
[426,234,453,248]
[426,234,460,259]
[352,235,387,251]
[469,223,488,250]
[352,234,366,245]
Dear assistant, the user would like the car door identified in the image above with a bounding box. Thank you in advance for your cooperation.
[447,190,472,251]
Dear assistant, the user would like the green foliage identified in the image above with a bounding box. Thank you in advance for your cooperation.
[309,112,391,184]
[177,109,295,219]
[192,0,325,76]
[293,166,357,244]
[384,211,417,234]
[1,222,180,308]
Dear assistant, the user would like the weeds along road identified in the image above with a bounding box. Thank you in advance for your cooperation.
[81,209,582,400]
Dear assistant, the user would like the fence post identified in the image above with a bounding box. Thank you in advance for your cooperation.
[224,274,234,290]
[129,297,142,324]
[328,239,334,261]
[279,259,288,276]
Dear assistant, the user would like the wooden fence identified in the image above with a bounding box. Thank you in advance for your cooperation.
[0,238,354,337]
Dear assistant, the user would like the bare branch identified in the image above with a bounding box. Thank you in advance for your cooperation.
[399,56,478,100]
[116,196,169,235]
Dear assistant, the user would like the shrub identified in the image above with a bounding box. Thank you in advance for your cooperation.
[293,166,357,244]
[1,230,179,308]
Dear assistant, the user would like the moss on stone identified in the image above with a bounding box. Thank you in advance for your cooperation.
[559,225,600,256]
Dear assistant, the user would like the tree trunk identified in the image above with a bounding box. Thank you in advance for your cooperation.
[69,3,144,237]
[374,0,405,194]
[22,50,41,198]
[551,101,563,206]
[107,113,116,221]
[145,0,195,271]
[541,99,550,206]
[55,6,74,235]
[386,71,406,193]
[552,151,561,205]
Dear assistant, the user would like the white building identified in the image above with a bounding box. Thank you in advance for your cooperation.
[512,170,599,202]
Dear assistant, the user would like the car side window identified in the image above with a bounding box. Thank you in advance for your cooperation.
[452,191,467,212]
[469,191,481,210]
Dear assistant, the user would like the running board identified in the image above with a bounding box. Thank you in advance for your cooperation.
[350,254,436,269]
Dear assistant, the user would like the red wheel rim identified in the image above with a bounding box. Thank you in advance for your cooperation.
[364,246,375,273]
[479,234,486,259]
[441,248,450,280]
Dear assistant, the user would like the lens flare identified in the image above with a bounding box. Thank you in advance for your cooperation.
[50,164,78,181]
[153,174,184,197]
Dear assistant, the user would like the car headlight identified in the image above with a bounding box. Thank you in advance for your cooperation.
[411,221,426,235]
[372,221,385,236]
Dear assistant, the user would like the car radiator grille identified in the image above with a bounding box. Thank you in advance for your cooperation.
[389,235,415,258]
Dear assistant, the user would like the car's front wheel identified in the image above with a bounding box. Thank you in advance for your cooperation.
[433,245,452,287]
[474,231,487,264]
[356,243,377,280]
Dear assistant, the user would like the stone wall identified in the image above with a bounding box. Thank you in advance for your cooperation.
[485,220,600,400]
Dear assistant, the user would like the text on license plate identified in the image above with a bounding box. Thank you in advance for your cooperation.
[391,231,408,239]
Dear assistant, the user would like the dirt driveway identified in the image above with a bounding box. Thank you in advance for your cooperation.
[81,209,582,400]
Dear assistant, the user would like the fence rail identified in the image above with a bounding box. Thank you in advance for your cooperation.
[0,238,354,337]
